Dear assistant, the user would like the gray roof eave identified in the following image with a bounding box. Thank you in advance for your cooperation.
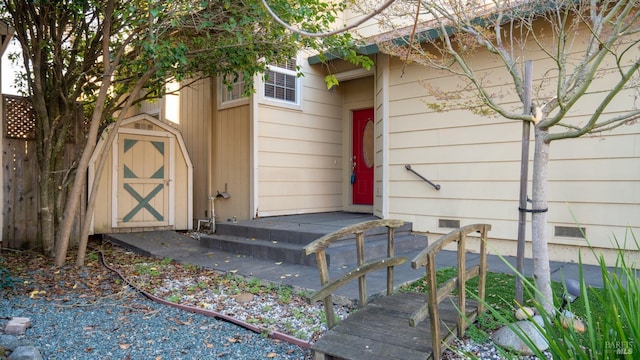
[307,0,562,66]
[308,43,380,65]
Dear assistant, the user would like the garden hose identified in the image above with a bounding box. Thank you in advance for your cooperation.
[95,247,313,349]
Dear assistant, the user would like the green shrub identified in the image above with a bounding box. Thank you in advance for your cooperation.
[485,231,638,359]
[0,260,17,290]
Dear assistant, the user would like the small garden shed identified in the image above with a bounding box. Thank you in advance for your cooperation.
[88,114,193,234]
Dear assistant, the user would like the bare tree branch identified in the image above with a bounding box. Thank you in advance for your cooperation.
[261,0,397,37]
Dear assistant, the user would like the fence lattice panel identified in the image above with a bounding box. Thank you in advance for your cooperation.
[2,94,84,250]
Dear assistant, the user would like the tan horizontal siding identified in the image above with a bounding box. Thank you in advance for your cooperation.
[390,121,523,148]
[548,158,638,181]
[390,197,516,220]
[258,194,342,216]
[391,179,519,201]
[259,137,342,157]
[257,59,345,216]
[258,122,341,144]
[549,181,639,204]
[551,133,639,159]
[260,152,342,169]
[548,202,637,227]
[391,142,523,164]
[260,181,342,196]
[259,167,342,182]
[400,213,520,243]
[383,34,639,257]
[259,106,342,130]
[389,111,513,132]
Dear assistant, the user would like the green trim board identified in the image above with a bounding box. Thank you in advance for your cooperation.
[122,183,165,222]
[124,138,138,153]
[151,141,164,155]
[123,164,137,179]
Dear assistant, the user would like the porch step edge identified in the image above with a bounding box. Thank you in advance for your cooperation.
[325,233,428,269]
[214,221,414,245]
[199,233,428,268]
[200,234,317,266]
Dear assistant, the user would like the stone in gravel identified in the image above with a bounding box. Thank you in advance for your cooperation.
[0,334,20,351]
[491,320,549,356]
[561,316,586,333]
[5,318,31,335]
[532,315,545,328]
[515,307,535,320]
[232,293,255,303]
[7,345,43,360]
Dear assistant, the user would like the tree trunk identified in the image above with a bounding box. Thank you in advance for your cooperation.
[531,126,554,314]
[39,165,55,256]
[54,0,117,266]
[54,104,104,266]
[54,76,111,266]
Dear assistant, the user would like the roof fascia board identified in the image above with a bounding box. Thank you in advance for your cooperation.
[308,43,379,65]
[308,0,565,65]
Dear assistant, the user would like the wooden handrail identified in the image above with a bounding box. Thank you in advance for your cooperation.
[303,219,405,255]
[308,256,407,304]
[409,223,491,360]
[411,223,490,269]
[405,164,441,190]
[304,219,406,329]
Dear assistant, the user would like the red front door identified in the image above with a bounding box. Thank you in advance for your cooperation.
[352,109,374,205]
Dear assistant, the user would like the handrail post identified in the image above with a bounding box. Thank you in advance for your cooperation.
[426,252,440,360]
[410,223,492,360]
[316,250,336,329]
[457,232,466,338]
[355,232,367,306]
[478,225,488,314]
[387,226,395,296]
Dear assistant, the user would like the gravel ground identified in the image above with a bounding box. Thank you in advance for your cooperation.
[148,274,353,343]
[1,242,551,360]
[1,288,312,360]
[443,337,552,359]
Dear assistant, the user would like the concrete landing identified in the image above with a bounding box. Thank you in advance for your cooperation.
[103,228,607,302]
[199,212,426,268]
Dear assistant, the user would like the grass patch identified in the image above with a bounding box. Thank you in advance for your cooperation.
[401,267,606,337]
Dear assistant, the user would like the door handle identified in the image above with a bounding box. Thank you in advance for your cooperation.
[351,156,356,184]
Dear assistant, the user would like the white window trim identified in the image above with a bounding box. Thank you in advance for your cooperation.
[257,58,303,111]
[218,75,250,109]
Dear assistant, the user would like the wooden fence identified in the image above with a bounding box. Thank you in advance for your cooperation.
[2,94,84,250]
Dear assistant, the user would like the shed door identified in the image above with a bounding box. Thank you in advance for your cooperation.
[115,133,170,227]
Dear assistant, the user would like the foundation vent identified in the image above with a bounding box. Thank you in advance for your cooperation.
[439,219,460,229]
[554,226,586,239]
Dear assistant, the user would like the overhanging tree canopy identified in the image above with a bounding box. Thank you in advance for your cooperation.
[0,0,373,265]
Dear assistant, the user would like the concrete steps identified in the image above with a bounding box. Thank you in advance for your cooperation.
[199,214,428,269]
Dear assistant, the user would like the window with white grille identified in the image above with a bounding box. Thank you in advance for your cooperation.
[221,73,247,103]
[262,58,301,107]
[218,73,249,109]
